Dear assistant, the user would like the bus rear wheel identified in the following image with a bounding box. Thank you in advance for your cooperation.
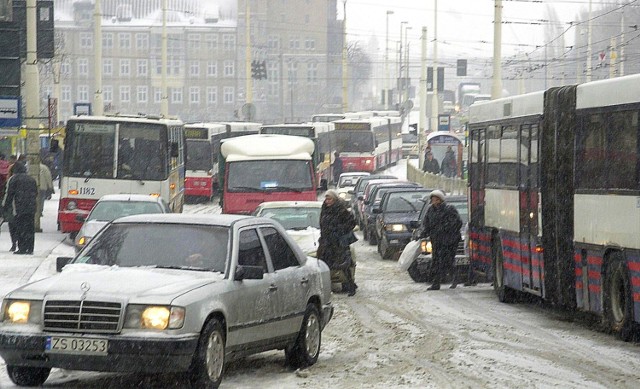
[492,237,515,303]
[604,254,635,341]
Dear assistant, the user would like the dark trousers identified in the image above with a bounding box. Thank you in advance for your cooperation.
[14,213,35,253]
[8,220,18,247]
[432,242,458,286]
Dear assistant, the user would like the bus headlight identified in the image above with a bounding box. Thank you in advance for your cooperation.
[66,201,78,210]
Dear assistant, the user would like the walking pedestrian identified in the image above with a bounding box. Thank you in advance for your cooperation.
[38,158,54,218]
[3,162,38,255]
[422,152,440,174]
[2,162,18,251]
[0,154,9,199]
[441,146,458,178]
[419,189,462,290]
[317,190,358,296]
[332,151,343,186]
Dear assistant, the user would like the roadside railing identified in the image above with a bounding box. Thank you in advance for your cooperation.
[406,159,468,196]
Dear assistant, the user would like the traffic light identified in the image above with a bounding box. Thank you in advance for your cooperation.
[251,60,267,80]
[251,60,259,79]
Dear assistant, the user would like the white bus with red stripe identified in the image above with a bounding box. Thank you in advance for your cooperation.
[467,74,640,341]
[332,117,402,173]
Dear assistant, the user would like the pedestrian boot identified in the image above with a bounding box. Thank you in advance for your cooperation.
[427,284,440,291]
[9,245,16,252]
[449,283,457,289]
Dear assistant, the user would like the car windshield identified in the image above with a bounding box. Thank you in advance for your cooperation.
[258,207,320,230]
[384,191,430,212]
[87,201,164,221]
[76,223,229,273]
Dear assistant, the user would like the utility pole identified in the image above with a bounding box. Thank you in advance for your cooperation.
[93,0,103,116]
[25,0,42,230]
[341,0,348,113]
[586,0,593,82]
[491,0,503,99]
[419,26,427,168]
[160,0,168,116]
[430,0,439,133]
[384,10,393,110]
[398,21,407,107]
[245,0,252,104]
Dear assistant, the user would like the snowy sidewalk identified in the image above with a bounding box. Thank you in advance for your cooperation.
[0,193,74,298]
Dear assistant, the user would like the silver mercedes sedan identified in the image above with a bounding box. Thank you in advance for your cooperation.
[0,214,333,388]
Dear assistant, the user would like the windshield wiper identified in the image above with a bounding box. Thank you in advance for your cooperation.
[271,186,304,193]
[229,186,265,192]
[153,265,214,272]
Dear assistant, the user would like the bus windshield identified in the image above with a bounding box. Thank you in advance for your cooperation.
[65,121,167,181]
[227,160,313,191]
[186,140,212,171]
[334,131,375,152]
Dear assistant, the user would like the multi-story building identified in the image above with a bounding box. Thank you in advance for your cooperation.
[46,0,342,124]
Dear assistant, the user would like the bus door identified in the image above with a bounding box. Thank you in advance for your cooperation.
[469,128,489,276]
[520,123,542,295]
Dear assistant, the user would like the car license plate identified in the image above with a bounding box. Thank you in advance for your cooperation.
[45,336,108,355]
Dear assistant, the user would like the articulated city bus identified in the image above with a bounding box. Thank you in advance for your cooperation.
[58,115,185,234]
[332,117,402,173]
[219,134,317,214]
[259,122,334,190]
[467,74,640,340]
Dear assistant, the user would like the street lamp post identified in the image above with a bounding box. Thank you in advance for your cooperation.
[384,10,394,110]
[404,26,412,107]
[398,21,407,107]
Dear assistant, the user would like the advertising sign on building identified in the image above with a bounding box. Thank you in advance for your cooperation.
[0,96,21,128]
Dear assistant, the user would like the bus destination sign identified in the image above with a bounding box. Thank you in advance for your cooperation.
[334,122,370,131]
[185,128,209,139]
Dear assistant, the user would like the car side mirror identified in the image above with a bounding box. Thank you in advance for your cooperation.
[75,214,87,223]
[56,257,73,272]
[409,220,421,229]
[357,195,364,201]
[372,208,381,214]
[234,265,264,281]
[347,189,354,195]
[363,200,370,205]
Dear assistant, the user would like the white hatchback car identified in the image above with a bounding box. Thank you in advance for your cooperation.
[336,172,370,203]
[74,194,171,253]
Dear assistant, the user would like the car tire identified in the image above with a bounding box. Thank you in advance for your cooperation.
[604,253,635,341]
[408,261,429,282]
[286,303,321,369]
[188,318,225,389]
[379,236,394,260]
[492,237,515,303]
[369,227,378,245]
[7,365,50,387]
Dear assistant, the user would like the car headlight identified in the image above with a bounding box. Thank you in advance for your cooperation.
[384,224,407,232]
[124,305,185,330]
[2,300,43,324]
[421,239,432,254]
[339,192,347,199]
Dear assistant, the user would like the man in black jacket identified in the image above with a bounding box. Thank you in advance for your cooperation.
[419,189,462,290]
[3,162,38,254]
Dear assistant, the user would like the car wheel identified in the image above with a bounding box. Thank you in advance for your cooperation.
[408,261,429,282]
[7,365,50,387]
[189,318,225,389]
[286,303,321,369]
[362,224,369,241]
[380,236,394,260]
[492,237,515,303]
[604,254,635,341]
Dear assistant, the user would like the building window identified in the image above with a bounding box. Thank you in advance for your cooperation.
[135,33,148,50]
[78,85,89,102]
[189,87,200,104]
[207,61,217,77]
[223,60,234,77]
[120,86,130,103]
[137,86,148,103]
[137,59,148,76]
[61,85,71,102]
[118,33,131,49]
[154,87,162,103]
[289,37,300,50]
[307,62,318,83]
[268,62,279,97]
[205,34,218,50]
[287,61,298,84]
[80,32,92,49]
[77,58,88,76]
[171,87,183,104]
[120,59,130,77]
[305,38,315,50]
[171,58,182,75]
[103,33,113,49]
[103,59,112,76]
[268,35,280,49]
[190,61,200,77]
[188,34,201,49]
[207,87,217,104]
[103,86,113,102]
[61,60,71,75]
[223,34,235,51]
[223,86,234,104]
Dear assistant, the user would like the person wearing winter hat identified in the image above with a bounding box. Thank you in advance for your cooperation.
[317,190,358,296]
[419,189,462,290]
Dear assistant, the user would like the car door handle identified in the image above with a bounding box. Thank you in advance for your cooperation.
[269,284,278,291]
[300,277,309,285]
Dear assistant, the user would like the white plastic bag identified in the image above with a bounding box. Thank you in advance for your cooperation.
[398,240,421,271]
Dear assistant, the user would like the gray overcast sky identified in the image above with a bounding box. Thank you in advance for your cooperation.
[344,0,591,59]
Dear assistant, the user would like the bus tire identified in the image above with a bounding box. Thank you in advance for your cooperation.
[492,237,515,303]
[604,254,635,341]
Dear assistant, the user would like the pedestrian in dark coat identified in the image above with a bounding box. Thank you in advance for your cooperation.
[332,152,344,185]
[3,163,19,251]
[419,189,462,290]
[422,152,440,174]
[441,146,457,177]
[3,162,38,254]
[317,190,358,295]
